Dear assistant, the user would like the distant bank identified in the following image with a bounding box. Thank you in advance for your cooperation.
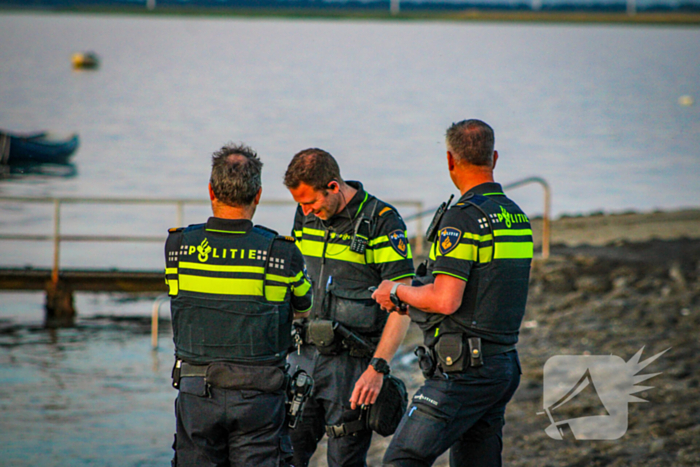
[1,4,700,25]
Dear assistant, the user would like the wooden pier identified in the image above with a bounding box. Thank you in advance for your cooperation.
[0,195,427,326]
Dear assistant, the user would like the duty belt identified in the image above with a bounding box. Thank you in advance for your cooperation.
[431,336,516,375]
[172,360,287,392]
[180,362,208,377]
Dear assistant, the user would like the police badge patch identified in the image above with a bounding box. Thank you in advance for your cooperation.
[438,227,462,256]
[388,230,409,258]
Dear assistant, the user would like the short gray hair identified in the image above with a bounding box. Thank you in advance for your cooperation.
[445,119,495,166]
[209,143,263,207]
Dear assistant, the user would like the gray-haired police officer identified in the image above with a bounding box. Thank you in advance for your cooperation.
[165,143,313,467]
[373,120,533,467]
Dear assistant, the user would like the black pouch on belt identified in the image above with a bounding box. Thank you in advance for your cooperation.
[205,363,286,392]
[435,333,467,373]
[306,320,338,355]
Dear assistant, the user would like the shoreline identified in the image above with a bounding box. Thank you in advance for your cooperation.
[2,6,700,25]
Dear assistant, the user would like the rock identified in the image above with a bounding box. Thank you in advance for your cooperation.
[649,438,665,454]
[669,262,688,290]
[575,275,611,293]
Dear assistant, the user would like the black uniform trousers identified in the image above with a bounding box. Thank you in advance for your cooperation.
[383,350,521,467]
[287,345,372,467]
[174,376,292,467]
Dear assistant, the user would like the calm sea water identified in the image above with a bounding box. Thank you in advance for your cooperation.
[0,13,699,466]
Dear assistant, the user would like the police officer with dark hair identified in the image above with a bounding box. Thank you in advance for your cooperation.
[373,120,533,467]
[165,143,313,467]
[284,148,415,467]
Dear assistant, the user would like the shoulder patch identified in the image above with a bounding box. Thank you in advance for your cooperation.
[438,227,462,256]
[378,206,393,217]
[278,235,296,243]
[388,230,408,258]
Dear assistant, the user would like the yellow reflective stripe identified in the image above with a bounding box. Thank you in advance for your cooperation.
[494,242,533,259]
[299,240,366,264]
[478,246,493,263]
[463,232,493,242]
[372,244,413,263]
[293,280,312,297]
[265,285,287,302]
[293,230,302,237]
[439,243,477,261]
[265,273,293,284]
[298,239,323,257]
[429,242,438,260]
[179,262,265,274]
[368,235,388,247]
[325,244,366,263]
[165,267,178,275]
[493,229,532,237]
[179,275,263,295]
[302,227,325,237]
[167,278,179,295]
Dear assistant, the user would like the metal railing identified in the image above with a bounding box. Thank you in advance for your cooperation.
[0,196,425,283]
[402,177,551,259]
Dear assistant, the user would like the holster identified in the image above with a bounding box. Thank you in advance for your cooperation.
[414,345,436,379]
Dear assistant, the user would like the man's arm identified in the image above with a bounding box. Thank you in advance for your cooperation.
[349,277,411,410]
[372,273,466,316]
[288,243,313,318]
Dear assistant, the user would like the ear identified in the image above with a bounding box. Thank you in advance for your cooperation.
[208,183,216,202]
[492,150,499,170]
[327,180,340,193]
[253,187,262,205]
[447,151,456,172]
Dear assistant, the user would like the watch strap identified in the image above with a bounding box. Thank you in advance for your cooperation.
[370,357,390,375]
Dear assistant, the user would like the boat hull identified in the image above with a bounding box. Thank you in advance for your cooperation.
[1,132,80,164]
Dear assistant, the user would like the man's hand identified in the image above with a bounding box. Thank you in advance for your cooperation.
[349,366,384,410]
[372,280,399,313]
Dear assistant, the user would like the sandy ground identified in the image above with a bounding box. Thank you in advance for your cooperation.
[307,209,700,467]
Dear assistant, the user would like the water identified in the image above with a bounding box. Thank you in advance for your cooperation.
[0,316,176,466]
[0,12,699,466]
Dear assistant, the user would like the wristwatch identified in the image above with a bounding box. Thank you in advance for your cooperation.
[369,357,390,375]
[390,283,407,312]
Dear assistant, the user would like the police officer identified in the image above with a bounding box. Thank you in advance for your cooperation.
[373,120,533,467]
[165,143,313,467]
[283,148,415,467]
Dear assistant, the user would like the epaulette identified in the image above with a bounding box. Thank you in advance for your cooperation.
[253,224,279,236]
[378,206,394,217]
[168,227,184,234]
[277,235,296,243]
[455,193,488,208]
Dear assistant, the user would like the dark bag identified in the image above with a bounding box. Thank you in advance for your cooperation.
[367,374,408,436]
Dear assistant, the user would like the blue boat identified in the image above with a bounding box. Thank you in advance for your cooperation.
[0,131,80,165]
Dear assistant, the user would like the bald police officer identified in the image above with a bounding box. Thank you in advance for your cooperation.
[373,120,533,467]
[165,143,313,467]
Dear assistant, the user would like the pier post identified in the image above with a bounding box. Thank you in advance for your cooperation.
[45,279,75,327]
